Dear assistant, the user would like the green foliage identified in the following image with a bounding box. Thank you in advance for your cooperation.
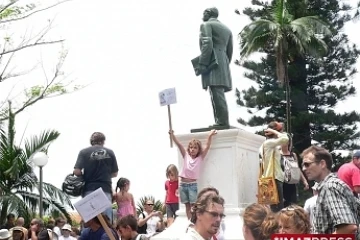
[0,1,82,121]
[239,0,330,133]
[236,0,360,202]
[0,103,74,225]
[0,3,36,20]
[136,196,165,216]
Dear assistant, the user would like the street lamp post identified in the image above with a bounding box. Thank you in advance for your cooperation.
[32,152,49,219]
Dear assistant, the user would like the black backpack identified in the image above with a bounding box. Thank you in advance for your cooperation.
[62,174,85,197]
[137,213,147,234]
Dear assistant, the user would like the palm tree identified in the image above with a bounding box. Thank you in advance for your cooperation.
[0,104,74,225]
[136,195,165,216]
[239,0,330,133]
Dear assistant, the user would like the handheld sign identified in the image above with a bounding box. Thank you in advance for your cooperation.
[74,188,115,240]
[159,88,177,147]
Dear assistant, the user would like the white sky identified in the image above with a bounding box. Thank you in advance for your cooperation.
[1,0,359,210]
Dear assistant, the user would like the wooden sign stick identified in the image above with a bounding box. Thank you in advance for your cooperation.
[167,105,173,148]
[97,214,116,240]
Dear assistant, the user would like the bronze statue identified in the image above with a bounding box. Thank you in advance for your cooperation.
[191,7,233,130]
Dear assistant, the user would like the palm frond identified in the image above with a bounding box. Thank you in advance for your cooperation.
[240,19,278,57]
[0,193,32,225]
[42,182,74,210]
[25,130,60,160]
[291,16,331,37]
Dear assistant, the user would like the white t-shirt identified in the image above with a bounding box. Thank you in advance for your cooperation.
[59,236,76,240]
[53,227,61,237]
[187,220,225,240]
[138,212,160,237]
[304,195,318,224]
[181,227,206,240]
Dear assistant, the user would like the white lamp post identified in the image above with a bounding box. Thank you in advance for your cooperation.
[32,152,49,218]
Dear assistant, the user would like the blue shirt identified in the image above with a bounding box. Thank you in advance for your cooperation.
[79,227,118,240]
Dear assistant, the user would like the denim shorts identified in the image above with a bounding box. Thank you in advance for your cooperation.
[166,203,179,218]
[179,182,198,204]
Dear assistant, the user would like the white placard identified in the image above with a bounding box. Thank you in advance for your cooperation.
[74,188,112,223]
[159,88,177,106]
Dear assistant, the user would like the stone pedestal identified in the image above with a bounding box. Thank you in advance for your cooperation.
[152,129,264,240]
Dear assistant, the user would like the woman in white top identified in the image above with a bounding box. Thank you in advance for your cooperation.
[138,199,165,237]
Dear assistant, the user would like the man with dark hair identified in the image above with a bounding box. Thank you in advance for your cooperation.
[337,151,360,196]
[116,215,148,240]
[301,146,359,236]
[1,214,15,230]
[182,194,225,240]
[79,214,118,240]
[73,132,119,223]
[194,7,233,129]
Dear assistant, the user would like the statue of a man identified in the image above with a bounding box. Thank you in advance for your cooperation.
[194,7,233,129]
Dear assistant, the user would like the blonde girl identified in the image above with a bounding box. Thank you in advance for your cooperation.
[164,164,179,227]
[169,129,217,219]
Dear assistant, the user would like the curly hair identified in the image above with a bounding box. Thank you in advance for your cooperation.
[187,139,202,157]
[115,177,130,193]
[191,193,224,224]
[277,205,310,233]
[243,204,278,240]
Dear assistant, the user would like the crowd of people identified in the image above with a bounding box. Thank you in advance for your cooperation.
[1,121,360,240]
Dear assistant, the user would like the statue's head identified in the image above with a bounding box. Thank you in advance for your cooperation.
[202,7,219,22]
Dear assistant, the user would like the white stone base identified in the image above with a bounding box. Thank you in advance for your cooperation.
[152,129,264,240]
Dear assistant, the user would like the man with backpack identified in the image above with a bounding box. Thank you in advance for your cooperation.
[73,132,119,223]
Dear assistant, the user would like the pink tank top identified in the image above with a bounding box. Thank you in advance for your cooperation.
[116,200,134,217]
[179,153,203,180]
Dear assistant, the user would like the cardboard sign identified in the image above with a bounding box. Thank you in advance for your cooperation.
[74,188,112,223]
[159,88,177,106]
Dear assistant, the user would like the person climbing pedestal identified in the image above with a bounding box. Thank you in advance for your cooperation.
[152,129,264,240]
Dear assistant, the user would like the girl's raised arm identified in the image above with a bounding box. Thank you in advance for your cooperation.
[201,130,217,159]
[169,130,186,158]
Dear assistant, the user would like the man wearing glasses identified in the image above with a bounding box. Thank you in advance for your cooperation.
[301,146,359,237]
[181,194,225,240]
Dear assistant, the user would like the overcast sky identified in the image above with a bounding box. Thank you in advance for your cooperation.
[1,0,359,209]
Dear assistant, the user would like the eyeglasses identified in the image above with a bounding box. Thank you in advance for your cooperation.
[205,210,226,219]
[302,161,316,168]
[146,204,154,206]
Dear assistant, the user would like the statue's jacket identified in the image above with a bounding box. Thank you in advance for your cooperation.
[199,18,233,92]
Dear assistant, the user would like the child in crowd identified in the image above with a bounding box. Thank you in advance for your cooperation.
[169,129,217,219]
[114,177,136,218]
[164,164,179,227]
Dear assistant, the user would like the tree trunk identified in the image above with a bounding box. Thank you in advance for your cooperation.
[289,57,311,155]
[284,63,291,134]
